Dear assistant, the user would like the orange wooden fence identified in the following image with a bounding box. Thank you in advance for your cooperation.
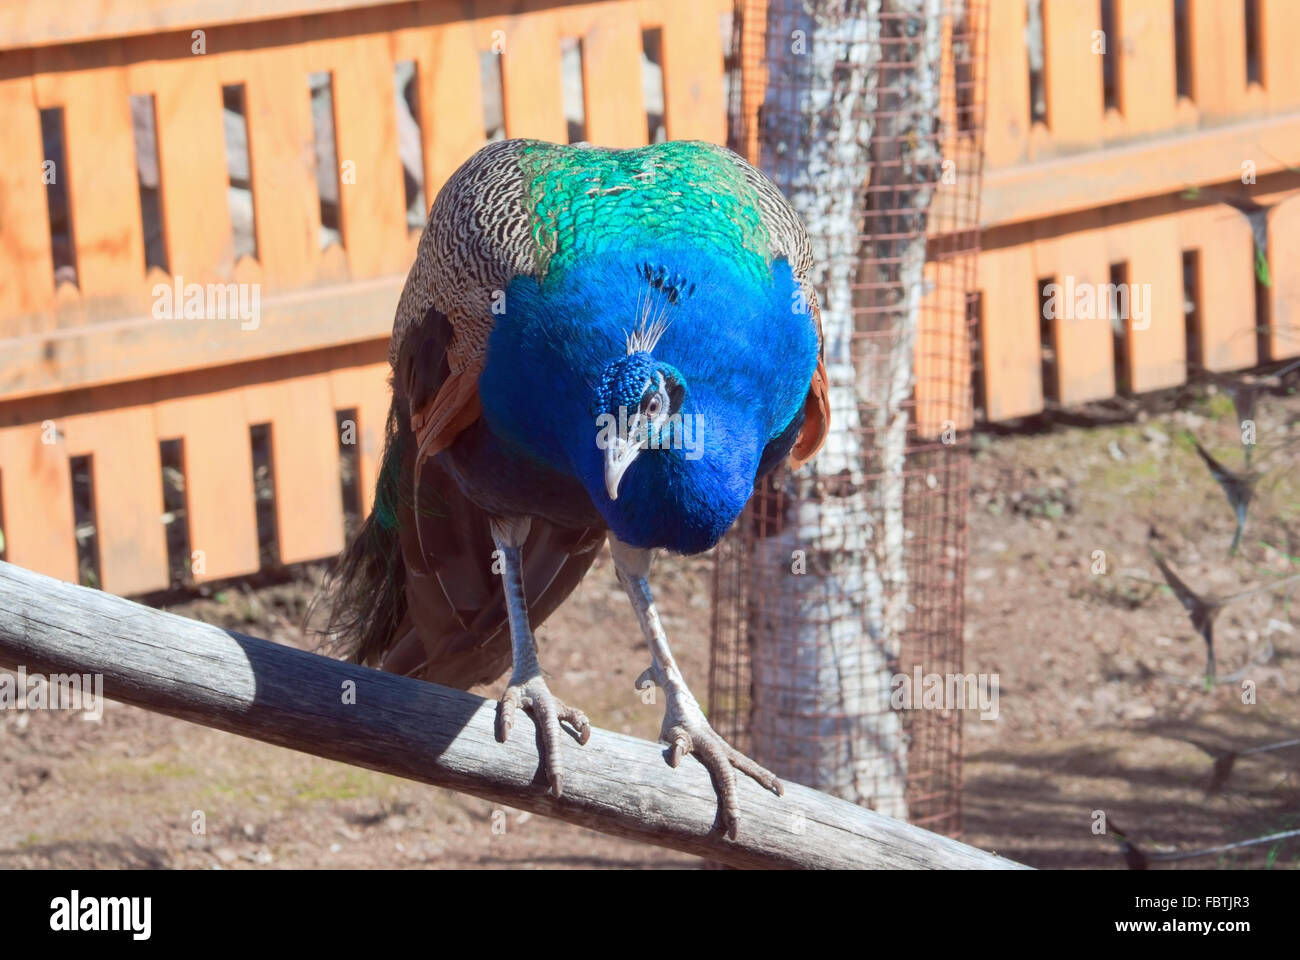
[977,0,1300,422]
[0,0,732,594]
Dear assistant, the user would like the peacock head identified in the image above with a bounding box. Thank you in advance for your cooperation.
[593,332,691,503]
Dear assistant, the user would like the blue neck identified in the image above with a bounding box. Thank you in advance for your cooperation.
[477,244,817,552]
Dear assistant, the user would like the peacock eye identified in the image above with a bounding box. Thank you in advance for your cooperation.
[644,393,662,418]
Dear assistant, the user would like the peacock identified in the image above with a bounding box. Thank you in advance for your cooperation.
[327,138,828,838]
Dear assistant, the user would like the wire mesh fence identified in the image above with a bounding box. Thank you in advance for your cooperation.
[711,0,986,837]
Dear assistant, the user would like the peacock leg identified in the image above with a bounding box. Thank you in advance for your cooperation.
[610,537,783,839]
[490,516,591,797]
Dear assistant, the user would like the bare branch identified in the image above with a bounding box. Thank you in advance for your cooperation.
[0,561,1025,870]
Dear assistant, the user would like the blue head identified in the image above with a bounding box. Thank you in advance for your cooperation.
[478,245,818,554]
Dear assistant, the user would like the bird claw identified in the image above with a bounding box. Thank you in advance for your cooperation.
[660,697,783,841]
[496,675,591,797]
[634,666,658,693]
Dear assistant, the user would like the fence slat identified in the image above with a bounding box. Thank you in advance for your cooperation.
[583,4,649,148]
[502,7,567,142]
[1262,0,1300,111]
[1267,195,1300,360]
[242,363,344,565]
[0,60,55,329]
[328,354,391,516]
[61,391,169,595]
[1115,0,1178,135]
[222,22,320,289]
[154,383,260,582]
[660,0,725,143]
[1109,215,1186,393]
[1178,205,1257,372]
[0,423,77,583]
[1034,214,1115,405]
[126,37,234,285]
[736,0,769,164]
[397,20,485,202]
[320,27,410,279]
[983,0,1029,167]
[914,261,972,436]
[1187,0,1248,119]
[1041,0,1104,150]
[33,42,146,311]
[977,225,1042,420]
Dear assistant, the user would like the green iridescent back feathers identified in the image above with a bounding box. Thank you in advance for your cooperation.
[517,141,774,287]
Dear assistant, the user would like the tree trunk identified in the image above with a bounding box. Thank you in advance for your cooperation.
[747,0,908,818]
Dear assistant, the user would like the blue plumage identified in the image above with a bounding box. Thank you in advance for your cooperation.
[477,245,818,553]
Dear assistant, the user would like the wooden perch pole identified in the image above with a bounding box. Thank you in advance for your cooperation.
[0,561,1025,870]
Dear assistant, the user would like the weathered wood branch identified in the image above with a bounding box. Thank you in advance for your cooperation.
[0,561,1026,870]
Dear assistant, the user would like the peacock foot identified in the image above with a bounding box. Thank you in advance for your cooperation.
[654,676,784,840]
[495,673,591,798]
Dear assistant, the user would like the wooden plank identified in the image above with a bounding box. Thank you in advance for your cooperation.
[977,225,1042,420]
[402,19,485,202]
[311,20,409,279]
[1187,0,1248,119]
[583,4,648,149]
[61,392,169,595]
[0,559,1030,870]
[0,278,399,404]
[660,0,726,143]
[0,0,408,52]
[914,261,972,436]
[501,7,567,142]
[153,383,260,582]
[32,42,147,310]
[1041,0,1104,150]
[1177,205,1257,371]
[1033,212,1115,405]
[736,0,769,164]
[329,354,392,516]
[1114,0,1178,135]
[0,58,56,328]
[125,37,234,286]
[983,0,1031,167]
[1107,215,1185,393]
[0,421,78,583]
[242,364,344,564]
[981,112,1300,228]
[1261,0,1300,112]
[221,22,320,288]
[936,11,956,162]
[1266,194,1300,360]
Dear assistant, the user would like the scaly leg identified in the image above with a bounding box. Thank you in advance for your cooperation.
[491,516,591,796]
[610,537,783,839]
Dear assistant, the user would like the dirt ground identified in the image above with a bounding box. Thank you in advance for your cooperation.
[2,383,1297,870]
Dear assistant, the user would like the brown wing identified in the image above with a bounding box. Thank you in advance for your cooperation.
[375,297,603,689]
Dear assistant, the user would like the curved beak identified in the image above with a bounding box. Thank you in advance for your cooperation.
[604,413,647,501]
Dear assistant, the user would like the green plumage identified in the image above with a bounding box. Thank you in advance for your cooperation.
[517,141,774,287]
